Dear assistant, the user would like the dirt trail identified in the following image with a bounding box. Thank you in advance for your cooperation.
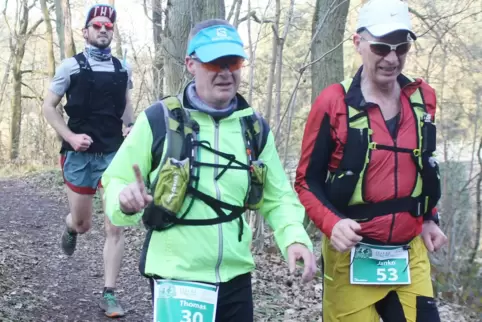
[0,171,479,322]
[0,171,321,322]
[0,175,151,322]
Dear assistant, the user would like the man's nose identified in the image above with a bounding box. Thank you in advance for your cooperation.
[384,50,398,63]
[218,66,231,75]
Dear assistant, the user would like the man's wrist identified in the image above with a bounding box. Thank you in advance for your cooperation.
[423,211,440,226]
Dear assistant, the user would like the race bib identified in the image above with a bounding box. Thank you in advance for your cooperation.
[153,279,218,322]
[350,243,411,285]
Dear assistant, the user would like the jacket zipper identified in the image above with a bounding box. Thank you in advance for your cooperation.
[212,119,223,283]
[387,136,398,244]
[386,110,400,244]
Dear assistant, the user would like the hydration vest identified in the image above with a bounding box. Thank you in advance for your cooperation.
[142,96,268,241]
[325,77,441,222]
[62,53,128,153]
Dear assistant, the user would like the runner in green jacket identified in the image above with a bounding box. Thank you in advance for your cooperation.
[101,18,316,322]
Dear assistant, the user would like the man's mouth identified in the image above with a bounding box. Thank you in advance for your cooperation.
[215,82,232,87]
[379,66,397,72]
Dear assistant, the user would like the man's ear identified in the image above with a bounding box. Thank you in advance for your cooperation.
[82,28,88,40]
[185,56,195,76]
[353,33,362,54]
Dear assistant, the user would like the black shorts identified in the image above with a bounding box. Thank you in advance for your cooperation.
[149,272,253,322]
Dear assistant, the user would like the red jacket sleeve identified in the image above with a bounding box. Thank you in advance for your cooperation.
[294,85,346,238]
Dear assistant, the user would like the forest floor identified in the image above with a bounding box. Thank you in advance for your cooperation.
[0,169,480,322]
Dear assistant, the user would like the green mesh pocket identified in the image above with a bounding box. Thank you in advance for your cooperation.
[247,160,267,210]
[153,157,190,214]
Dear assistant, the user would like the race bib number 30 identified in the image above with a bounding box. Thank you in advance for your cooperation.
[154,279,218,322]
[350,243,411,285]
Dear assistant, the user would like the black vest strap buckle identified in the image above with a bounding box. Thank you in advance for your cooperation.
[343,196,425,223]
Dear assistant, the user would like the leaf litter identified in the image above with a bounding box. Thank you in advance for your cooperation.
[0,171,479,321]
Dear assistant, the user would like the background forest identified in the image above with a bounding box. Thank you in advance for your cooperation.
[0,0,481,321]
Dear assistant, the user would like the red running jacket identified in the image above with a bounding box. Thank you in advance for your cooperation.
[295,67,440,244]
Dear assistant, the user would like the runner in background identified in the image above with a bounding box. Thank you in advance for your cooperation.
[42,3,134,318]
[101,18,317,322]
[295,0,447,321]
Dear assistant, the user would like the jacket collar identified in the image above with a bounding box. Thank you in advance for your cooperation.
[181,81,250,111]
[344,66,418,110]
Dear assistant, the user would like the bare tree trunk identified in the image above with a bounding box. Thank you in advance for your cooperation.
[54,0,65,60]
[470,138,482,264]
[311,0,350,102]
[232,0,242,28]
[164,0,225,95]
[8,0,45,160]
[152,0,164,100]
[40,0,55,78]
[246,0,254,103]
[62,0,76,57]
[274,0,295,138]
[264,0,280,126]
[108,0,123,58]
[10,59,23,161]
[0,53,14,109]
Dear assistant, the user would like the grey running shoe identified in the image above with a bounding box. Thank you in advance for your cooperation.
[60,227,77,256]
[99,292,125,318]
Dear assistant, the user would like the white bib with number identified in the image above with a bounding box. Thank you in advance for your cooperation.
[153,279,218,322]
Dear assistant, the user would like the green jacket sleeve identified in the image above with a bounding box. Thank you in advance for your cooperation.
[258,131,314,259]
[102,111,153,227]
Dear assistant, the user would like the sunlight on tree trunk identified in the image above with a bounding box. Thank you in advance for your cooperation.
[62,0,75,58]
[8,0,45,160]
[40,0,55,78]
[54,0,65,60]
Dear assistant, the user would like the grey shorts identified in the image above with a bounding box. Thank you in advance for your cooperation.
[60,151,116,195]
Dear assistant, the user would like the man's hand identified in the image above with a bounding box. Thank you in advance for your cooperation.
[330,218,363,252]
[123,125,133,137]
[287,243,317,283]
[421,221,447,252]
[68,133,93,152]
[119,164,153,214]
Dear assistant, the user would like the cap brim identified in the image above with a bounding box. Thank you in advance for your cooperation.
[195,42,248,62]
[365,23,417,40]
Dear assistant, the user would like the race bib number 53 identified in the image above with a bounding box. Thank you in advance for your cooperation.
[154,279,218,322]
[350,243,411,285]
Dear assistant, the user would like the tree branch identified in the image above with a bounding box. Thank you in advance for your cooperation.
[274,0,349,140]
[299,38,350,72]
[21,81,43,108]
[227,0,239,22]
[238,11,271,25]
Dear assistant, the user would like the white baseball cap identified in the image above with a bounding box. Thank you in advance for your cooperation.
[356,0,417,40]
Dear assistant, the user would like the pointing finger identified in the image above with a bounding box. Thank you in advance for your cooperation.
[132,164,145,191]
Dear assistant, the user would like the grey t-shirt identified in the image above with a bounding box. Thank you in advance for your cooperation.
[49,52,133,97]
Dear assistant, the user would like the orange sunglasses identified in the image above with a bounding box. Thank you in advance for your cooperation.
[89,21,114,31]
[192,56,244,73]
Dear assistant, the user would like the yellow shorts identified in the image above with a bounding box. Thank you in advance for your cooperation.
[321,235,441,322]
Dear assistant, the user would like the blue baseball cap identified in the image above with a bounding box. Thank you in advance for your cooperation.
[186,24,248,63]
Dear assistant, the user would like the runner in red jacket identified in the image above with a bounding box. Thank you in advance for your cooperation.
[295,0,447,321]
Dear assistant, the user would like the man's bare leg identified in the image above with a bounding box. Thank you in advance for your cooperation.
[101,189,125,288]
[61,186,94,255]
[99,188,126,317]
